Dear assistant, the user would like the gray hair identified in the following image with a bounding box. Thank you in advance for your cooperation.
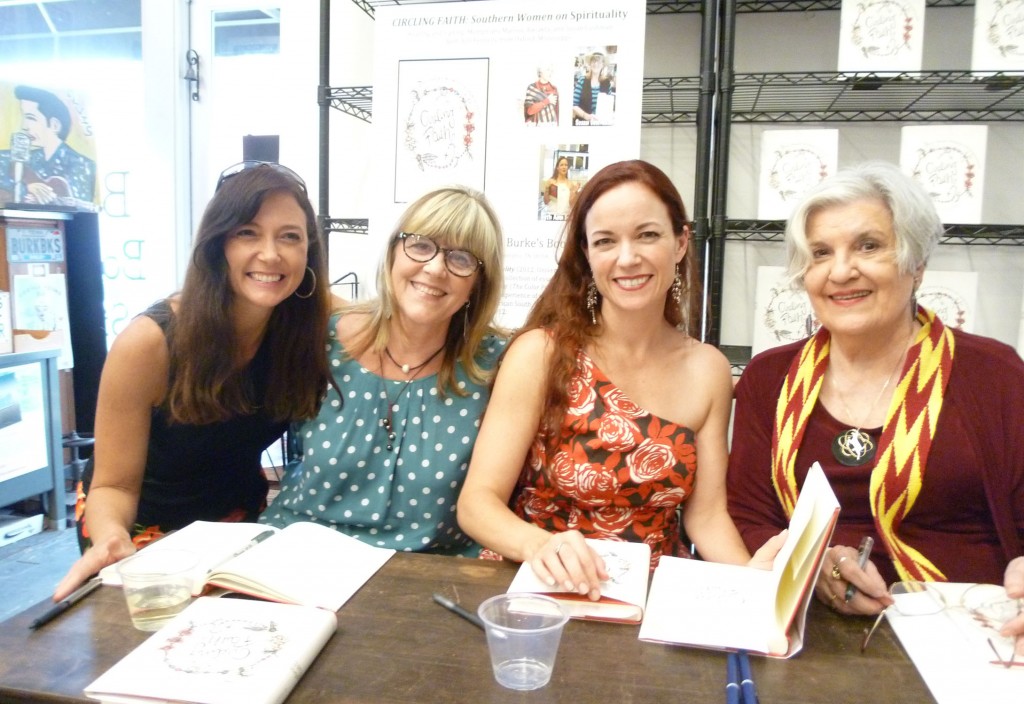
[785,161,942,288]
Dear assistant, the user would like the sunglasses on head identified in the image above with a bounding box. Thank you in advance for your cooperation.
[215,160,306,193]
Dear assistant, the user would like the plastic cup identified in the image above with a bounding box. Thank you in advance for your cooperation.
[477,593,569,691]
[117,548,196,631]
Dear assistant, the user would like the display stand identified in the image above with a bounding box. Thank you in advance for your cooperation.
[0,348,65,528]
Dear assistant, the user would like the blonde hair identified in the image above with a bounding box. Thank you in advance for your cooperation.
[344,185,506,394]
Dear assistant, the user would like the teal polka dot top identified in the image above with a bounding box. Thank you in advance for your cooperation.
[262,315,504,557]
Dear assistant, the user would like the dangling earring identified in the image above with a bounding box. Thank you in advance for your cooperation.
[294,266,316,299]
[670,270,683,305]
[586,278,599,325]
[462,301,470,343]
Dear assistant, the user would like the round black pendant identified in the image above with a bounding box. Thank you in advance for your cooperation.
[831,428,877,467]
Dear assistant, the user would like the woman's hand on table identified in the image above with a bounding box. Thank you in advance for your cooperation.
[53,534,136,601]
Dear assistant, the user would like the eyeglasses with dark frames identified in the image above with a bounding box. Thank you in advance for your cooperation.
[398,232,483,278]
[861,581,1023,668]
[216,160,307,193]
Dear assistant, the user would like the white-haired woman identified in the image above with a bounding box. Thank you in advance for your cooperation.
[726,161,1024,655]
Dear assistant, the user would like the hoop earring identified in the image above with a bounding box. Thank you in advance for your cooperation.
[586,278,599,325]
[670,271,683,305]
[294,266,316,299]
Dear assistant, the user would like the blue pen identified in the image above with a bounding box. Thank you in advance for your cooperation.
[726,652,741,704]
[737,650,759,704]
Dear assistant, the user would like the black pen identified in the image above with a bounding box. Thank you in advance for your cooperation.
[432,592,484,630]
[845,536,874,602]
[29,576,103,630]
[209,529,276,573]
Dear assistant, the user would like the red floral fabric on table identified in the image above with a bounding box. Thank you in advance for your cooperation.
[513,350,696,567]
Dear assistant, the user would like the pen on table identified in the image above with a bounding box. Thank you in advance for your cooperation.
[208,529,276,573]
[28,576,103,630]
[725,652,741,704]
[432,592,484,630]
[737,650,759,704]
[845,536,874,602]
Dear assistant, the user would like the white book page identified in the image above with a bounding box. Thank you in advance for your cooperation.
[639,557,778,653]
[507,538,651,610]
[99,521,280,595]
[209,521,395,611]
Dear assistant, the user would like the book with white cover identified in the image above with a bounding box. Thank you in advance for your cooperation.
[916,270,979,333]
[751,266,820,357]
[970,0,1024,76]
[837,0,925,74]
[507,538,651,623]
[100,520,395,612]
[638,463,840,658]
[757,129,838,220]
[751,268,977,357]
[900,124,988,224]
[84,596,336,704]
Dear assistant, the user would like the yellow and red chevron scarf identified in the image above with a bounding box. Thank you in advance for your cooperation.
[771,306,955,582]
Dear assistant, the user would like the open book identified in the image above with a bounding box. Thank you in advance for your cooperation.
[84,596,336,704]
[638,462,840,657]
[100,520,394,612]
[506,538,652,623]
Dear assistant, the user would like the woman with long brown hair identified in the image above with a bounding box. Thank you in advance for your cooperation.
[458,160,781,599]
[54,161,332,600]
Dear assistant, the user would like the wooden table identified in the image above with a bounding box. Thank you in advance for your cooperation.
[0,552,934,703]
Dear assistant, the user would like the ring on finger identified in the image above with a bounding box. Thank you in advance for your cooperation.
[831,555,849,580]
[830,592,840,609]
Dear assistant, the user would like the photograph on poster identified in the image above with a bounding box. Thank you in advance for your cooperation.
[899,124,987,224]
[523,63,560,126]
[0,363,48,483]
[572,46,617,126]
[538,144,589,221]
[837,0,925,74]
[0,81,99,211]
[394,57,489,203]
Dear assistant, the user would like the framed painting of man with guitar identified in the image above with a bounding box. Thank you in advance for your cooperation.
[0,82,99,212]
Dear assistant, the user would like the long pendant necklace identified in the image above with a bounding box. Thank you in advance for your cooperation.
[379,345,445,452]
[829,335,911,467]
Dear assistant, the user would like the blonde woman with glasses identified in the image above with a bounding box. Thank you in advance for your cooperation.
[261,186,506,556]
[54,162,332,601]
